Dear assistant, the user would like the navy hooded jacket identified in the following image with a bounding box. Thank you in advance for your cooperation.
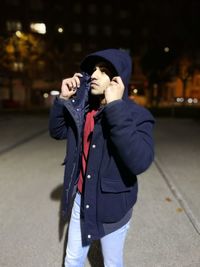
[49,48,155,245]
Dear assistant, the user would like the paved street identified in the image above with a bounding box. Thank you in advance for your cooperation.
[0,112,200,267]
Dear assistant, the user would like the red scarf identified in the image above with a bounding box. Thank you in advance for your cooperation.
[78,109,97,193]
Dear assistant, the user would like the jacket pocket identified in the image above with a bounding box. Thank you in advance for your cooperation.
[98,179,138,223]
[101,178,132,193]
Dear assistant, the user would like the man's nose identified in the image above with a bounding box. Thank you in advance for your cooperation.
[91,71,97,79]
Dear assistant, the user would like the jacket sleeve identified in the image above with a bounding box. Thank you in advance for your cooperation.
[49,97,68,140]
[103,99,155,175]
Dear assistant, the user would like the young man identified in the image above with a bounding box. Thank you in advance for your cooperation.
[49,48,155,267]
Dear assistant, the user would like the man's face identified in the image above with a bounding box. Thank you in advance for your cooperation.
[90,62,113,96]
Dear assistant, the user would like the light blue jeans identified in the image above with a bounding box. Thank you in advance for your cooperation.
[64,192,130,267]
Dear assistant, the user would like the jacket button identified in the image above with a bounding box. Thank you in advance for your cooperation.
[87,234,91,239]
[72,99,75,103]
[86,204,90,209]
[87,174,91,179]
[92,144,96,148]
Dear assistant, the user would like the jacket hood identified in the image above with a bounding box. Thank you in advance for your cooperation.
[80,49,132,99]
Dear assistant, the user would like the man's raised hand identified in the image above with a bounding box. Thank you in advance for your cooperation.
[60,73,83,100]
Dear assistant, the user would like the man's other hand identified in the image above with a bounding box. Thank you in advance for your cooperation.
[105,76,125,104]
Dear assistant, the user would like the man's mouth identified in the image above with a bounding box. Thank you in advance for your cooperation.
[90,82,98,87]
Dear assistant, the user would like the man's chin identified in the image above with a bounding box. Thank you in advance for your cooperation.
[90,89,102,96]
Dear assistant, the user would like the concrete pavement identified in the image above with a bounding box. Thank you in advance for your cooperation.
[0,112,48,155]
[0,113,200,266]
[154,118,200,234]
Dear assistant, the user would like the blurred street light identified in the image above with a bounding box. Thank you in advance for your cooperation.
[164,47,170,53]
[58,27,64,33]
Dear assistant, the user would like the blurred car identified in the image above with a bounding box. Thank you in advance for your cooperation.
[174,97,199,105]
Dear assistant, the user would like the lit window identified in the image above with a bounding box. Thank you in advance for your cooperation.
[73,43,82,52]
[30,23,46,34]
[13,62,24,72]
[88,25,97,36]
[194,74,200,87]
[50,90,60,96]
[6,21,22,32]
